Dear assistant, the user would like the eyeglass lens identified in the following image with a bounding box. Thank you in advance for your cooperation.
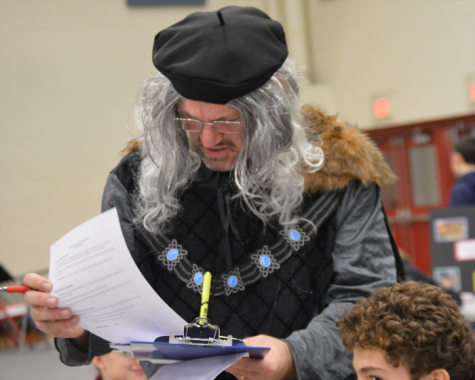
[176,119,242,133]
[114,350,135,360]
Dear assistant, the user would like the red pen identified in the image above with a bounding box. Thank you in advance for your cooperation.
[0,286,31,293]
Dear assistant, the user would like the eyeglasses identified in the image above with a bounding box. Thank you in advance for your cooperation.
[113,350,135,360]
[174,117,244,134]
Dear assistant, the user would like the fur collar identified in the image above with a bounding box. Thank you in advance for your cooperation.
[122,106,397,194]
[302,105,396,193]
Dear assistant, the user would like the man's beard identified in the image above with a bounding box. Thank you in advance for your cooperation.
[199,151,236,172]
[193,142,239,172]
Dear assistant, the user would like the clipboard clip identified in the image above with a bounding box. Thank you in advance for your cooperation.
[168,317,233,346]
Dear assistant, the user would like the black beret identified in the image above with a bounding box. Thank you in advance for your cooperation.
[152,6,288,104]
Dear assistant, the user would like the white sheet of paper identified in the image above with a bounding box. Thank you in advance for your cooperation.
[149,353,247,380]
[454,239,475,261]
[49,208,186,343]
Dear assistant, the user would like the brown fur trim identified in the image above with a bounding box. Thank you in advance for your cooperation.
[121,106,397,193]
[302,105,397,193]
[122,139,143,157]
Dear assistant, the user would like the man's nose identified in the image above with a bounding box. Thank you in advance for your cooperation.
[200,123,223,148]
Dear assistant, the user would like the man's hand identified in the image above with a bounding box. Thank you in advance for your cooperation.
[226,335,297,380]
[23,273,87,348]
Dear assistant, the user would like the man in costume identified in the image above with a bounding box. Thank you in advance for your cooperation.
[23,6,402,380]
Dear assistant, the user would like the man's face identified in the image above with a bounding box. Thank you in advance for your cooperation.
[178,99,246,172]
[353,347,413,380]
[450,151,463,178]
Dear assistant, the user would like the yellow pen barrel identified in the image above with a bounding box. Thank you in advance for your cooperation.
[199,271,212,319]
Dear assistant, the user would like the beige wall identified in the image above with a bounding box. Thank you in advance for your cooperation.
[0,0,268,277]
[307,0,475,128]
[0,0,474,277]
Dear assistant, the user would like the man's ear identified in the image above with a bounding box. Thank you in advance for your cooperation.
[421,368,450,380]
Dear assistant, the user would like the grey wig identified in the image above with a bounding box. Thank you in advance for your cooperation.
[134,59,324,234]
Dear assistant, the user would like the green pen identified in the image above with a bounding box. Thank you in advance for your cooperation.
[199,271,212,319]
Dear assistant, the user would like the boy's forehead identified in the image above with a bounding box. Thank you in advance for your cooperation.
[352,347,412,380]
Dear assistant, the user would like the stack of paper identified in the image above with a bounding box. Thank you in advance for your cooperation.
[49,208,268,380]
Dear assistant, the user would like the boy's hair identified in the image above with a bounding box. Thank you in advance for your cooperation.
[454,136,475,164]
[337,281,475,380]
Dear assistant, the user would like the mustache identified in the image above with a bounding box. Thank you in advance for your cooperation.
[194,140,237,150]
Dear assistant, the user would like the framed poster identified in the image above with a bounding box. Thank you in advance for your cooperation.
[433,217,468,243]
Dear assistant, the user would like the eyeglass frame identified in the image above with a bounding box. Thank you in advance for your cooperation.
[113,350,135,360]
[174,110,245,134]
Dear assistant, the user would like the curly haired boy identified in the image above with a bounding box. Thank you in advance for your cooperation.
[337,281,475,380]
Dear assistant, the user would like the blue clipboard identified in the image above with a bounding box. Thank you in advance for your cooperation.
[128,338,270,363]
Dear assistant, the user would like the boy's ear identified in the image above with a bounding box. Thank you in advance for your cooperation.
[421,368,450,380]
[92,355,105,370]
